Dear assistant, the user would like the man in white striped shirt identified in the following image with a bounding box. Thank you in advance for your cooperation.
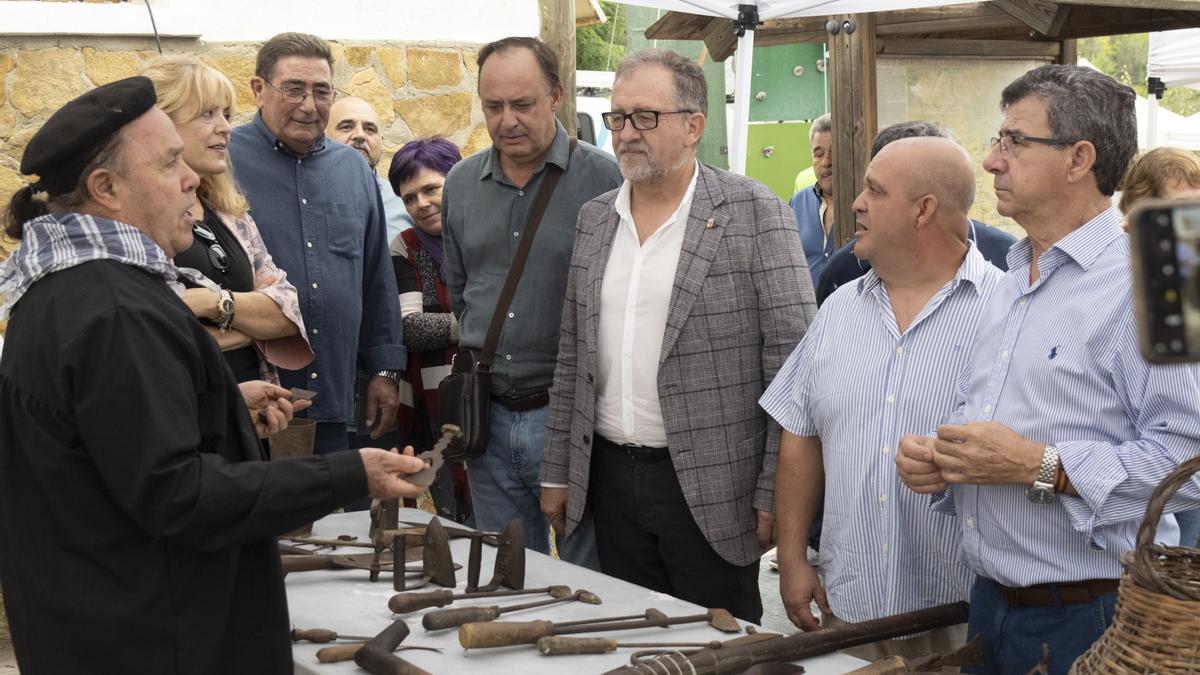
[897,65,1200,674]
[761,135,1001,665]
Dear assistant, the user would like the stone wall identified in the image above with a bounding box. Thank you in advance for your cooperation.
[0,35,494,256]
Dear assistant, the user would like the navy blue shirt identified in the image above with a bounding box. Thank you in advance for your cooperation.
[789,185,834,285]
[230,113,405,423]
[815,219,1017,305]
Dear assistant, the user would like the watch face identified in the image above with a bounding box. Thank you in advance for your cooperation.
[1026,485,1056,505]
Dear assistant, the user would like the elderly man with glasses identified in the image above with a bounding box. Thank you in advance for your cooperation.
[231,32,405,459]
[540,48,813,622]
[895,64,1200,674]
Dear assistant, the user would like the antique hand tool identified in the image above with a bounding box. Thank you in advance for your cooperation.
[406,424,460,488]
[389,585,572,614]
[601,602,969,675]
[466,518,526,592]
[293,627,375,643]
[843,636,983,673]
[458,608,742,649]
[353,619,432,675]
[294,626,441,664]
[537,632,781,656]
[315,643,442,665]
[422,589,602,631]
[398,516,455,590]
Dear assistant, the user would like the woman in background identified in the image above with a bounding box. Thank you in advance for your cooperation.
[389,137,470,524]
[1119,146,1200,547]
[141,56,311,383]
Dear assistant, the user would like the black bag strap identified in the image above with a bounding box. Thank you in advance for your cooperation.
[479,137,577,368]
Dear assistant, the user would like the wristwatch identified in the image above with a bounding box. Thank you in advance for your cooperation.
[1026,444,1059,505]
[374,370,401,383]
[216,289,236,333]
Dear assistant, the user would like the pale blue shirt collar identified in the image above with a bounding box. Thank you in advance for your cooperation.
[857,239,991,298]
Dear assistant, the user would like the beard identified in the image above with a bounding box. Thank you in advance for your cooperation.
[350,141,376,167]
[617,140,689,184]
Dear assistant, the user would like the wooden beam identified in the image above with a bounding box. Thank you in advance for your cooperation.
[992,0,1062,35]
[644,10,711,41]
[877,38,1060,58]
[1058,38,1078,64]
[539,0,576,136]
[701,17,738,62]
[827,13,876,248]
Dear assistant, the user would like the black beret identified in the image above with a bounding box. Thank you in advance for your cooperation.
[21,76,158,196]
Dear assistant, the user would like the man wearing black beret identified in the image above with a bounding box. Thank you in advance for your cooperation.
[0,77,427,675]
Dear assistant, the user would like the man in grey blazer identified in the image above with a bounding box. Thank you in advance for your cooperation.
[539,49,816,622]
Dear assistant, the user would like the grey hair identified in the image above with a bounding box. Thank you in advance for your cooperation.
[872,120,953,158]
[809,113,832,145]
[615,49,707,116]
[256,32,334,81]
[1000,64,1136,196]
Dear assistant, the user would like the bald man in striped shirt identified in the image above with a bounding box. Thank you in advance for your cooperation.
[761,135,1000,666]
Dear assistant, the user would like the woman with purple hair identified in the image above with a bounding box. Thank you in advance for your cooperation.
[388,137,471,524]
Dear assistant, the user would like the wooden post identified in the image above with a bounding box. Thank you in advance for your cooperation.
[539,0,577,137]
[827,13,877,248]
[1057,38,1078,65]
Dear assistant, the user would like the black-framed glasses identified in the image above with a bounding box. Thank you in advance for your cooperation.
[192,223,230,273]
[602,110,693,132]
[261,78,336,106]
[989,132,1076,155]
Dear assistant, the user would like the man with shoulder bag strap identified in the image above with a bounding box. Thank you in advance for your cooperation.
[440,36,621,566]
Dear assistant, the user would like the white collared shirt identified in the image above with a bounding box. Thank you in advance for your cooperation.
[594,162,700,447]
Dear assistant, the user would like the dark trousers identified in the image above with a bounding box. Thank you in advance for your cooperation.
[589,439,763,623]
[965,577,1117,675]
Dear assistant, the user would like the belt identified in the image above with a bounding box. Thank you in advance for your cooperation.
[490,389,549,412]
[990,578,1119,607]
[595,434,670,462]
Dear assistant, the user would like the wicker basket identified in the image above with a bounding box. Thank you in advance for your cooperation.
[1071,454,1200,674]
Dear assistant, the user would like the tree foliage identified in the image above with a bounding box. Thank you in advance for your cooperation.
[576,1,627,72]
[1079,34,1200,117]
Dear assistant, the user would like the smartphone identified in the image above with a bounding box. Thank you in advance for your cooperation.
[1130,199,1200,363]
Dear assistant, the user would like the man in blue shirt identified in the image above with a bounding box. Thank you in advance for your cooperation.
[230,33,405,456]
[815,121,1017,305]
[789,113,835,285]
[763,136,999,663]
[897,65,1200,674]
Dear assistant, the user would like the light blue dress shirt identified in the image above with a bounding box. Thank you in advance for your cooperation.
[376,174,413,243]
[933,208,1200,587]
[761,243,1002,622]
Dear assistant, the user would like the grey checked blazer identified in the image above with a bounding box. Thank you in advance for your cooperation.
[540,163,817,566]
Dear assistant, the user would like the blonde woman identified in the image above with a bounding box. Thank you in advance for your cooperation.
[141,56,311,382]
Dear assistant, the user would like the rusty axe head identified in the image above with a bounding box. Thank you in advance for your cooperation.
[422,517,456,588]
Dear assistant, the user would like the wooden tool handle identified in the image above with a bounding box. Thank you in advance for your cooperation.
[537,636,617,655]
[280,556,336,574]
[354,644,432,675]
[371,619,412,652]
[292,627,338,643]
[422,606,498,631]
[388,589,454,614]
[316,643,363,663]
[458,620,554,649]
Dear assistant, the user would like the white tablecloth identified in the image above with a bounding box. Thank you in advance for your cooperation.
[286,510,867,674]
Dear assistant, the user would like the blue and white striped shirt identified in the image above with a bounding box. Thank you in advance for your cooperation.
[761,242,1002,623]
[934,208,1200,586]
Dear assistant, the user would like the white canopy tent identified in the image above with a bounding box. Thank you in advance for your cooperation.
[609,0,966,174]
[1146,28,1200,149]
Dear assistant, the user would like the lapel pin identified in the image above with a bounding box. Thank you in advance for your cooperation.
[705,217,715,229]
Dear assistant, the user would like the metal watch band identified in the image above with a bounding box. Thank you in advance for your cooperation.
[374,370,400,382]
[216,289,235,334]
[1036,445,1059,486]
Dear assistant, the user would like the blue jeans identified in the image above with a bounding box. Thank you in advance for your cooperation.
[965,577,1117,675]
[466,403,598,569]
[1176,509,1200,547]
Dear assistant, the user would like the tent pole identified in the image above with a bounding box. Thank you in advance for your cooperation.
[730,4,760,175]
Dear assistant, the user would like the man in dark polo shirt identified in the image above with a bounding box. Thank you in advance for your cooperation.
[441,37,621,566]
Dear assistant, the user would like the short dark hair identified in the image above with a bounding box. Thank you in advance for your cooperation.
[256,32,334,81]
[871,120,952,158]
[476,37,561,94]
[388,137,463,194]
[4,131,126,240]
[1000,64,1136,196]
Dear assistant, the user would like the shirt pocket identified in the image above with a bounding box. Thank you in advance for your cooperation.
[324,202,364,259]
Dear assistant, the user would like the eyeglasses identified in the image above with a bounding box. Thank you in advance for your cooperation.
[192,223,229,273]
[602,110,692,132]
[261,78,336,106]
[989,132,1076,155]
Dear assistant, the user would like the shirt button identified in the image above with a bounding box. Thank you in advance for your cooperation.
[513,231,520,237]
[301,198,308,205]
[896,346,904,355]
[966,516,975,529]
[984,404,993,414]
[881,543,889,553]
[1001,350,1009,360]
[508,312,515,319]
[505,354,512,360]
[882,445,890,454]
[518,190,525,196]
[886,394,895,404]
[306,241,313,248]
[1018,298,1027,306]
[311,328,319,335]
[311,282,319,289]
[880,494,888,503]
[310,372,318,380]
